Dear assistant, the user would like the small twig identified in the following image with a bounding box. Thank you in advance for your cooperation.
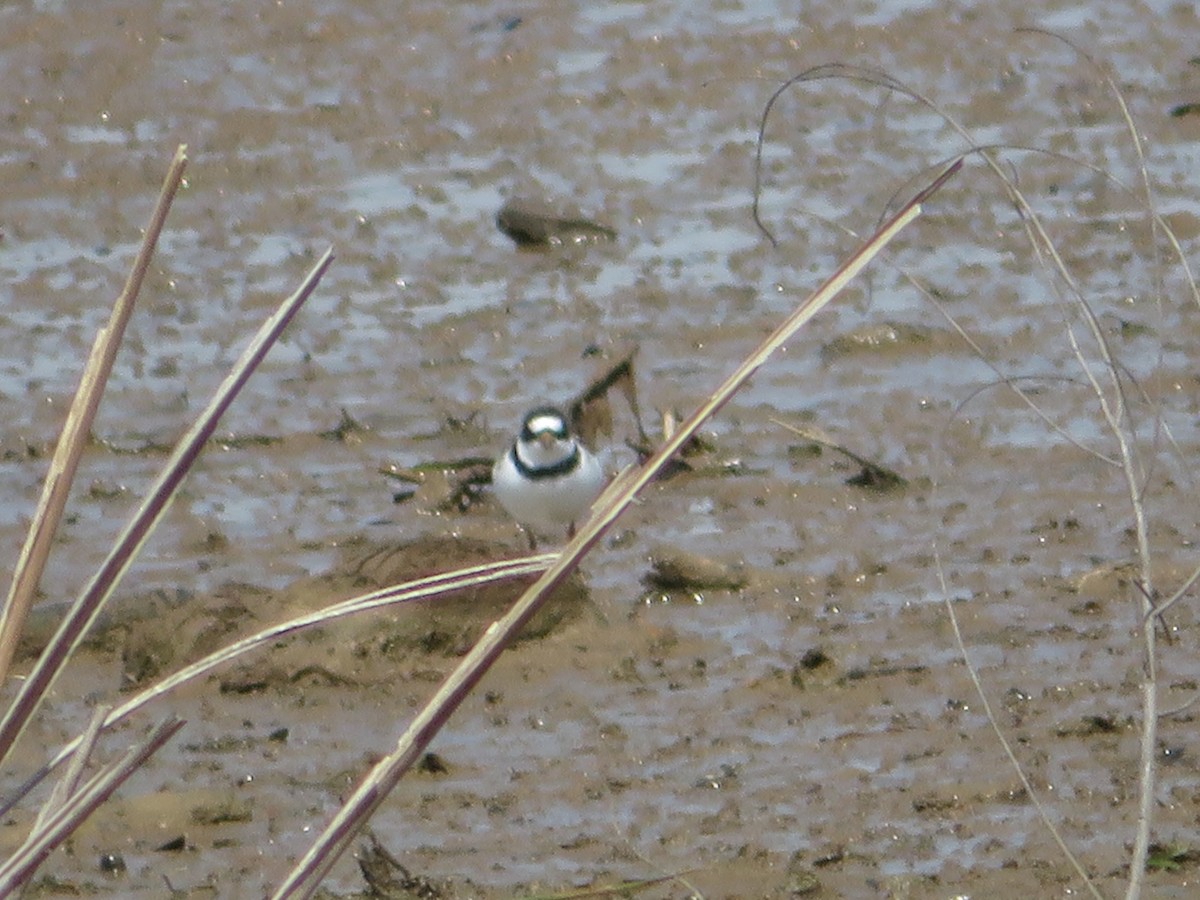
[1144,562,1200,623]
[1159,692,1200,719]
[569,348,649,445]
[769,417,907,489]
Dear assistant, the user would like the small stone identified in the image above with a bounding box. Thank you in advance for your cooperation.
[644,547,747,591]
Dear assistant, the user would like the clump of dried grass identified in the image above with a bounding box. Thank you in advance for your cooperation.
[751,33,1199,900]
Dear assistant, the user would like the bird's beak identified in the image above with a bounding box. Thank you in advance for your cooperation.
[537,431,556,449]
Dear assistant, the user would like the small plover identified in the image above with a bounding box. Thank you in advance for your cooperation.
[492,405,606,544]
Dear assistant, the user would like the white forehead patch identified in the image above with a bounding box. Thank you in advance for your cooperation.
[527,413,565,434]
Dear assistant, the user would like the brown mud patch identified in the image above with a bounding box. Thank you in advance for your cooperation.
[109,535,591,692]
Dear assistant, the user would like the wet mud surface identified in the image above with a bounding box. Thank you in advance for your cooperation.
[3,0,1200,896]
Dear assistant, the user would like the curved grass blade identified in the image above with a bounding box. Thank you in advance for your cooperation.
[0,553,554,818]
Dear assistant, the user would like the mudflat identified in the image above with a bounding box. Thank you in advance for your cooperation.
[2,1,1199,896]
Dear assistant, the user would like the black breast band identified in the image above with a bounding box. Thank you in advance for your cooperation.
[510,444,580,480]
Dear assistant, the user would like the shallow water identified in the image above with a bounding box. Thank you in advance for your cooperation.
[2,0,1200,896]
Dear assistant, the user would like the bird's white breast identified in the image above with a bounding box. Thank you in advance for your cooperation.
[492,444,605,534]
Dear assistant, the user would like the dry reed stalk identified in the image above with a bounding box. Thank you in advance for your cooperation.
[1021,33,1178,897]
[0,717,184,893]
[0,146,189,682]
[271,159,962,898]
[939,38,1178,896]
[0,247,334,767]
[31,705,109,834]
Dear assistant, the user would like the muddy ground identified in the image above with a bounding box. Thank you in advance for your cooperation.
[2,0,1200,897]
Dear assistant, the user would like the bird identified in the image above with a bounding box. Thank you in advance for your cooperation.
[492,405,606,546]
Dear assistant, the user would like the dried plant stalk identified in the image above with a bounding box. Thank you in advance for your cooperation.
[0,248,334,767]
[0,717,184,893]
[273,160,962,898]
[0,145,189,682]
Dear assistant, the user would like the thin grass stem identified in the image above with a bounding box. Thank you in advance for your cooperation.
[934,553,1102,897]
[32,705,109,833]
